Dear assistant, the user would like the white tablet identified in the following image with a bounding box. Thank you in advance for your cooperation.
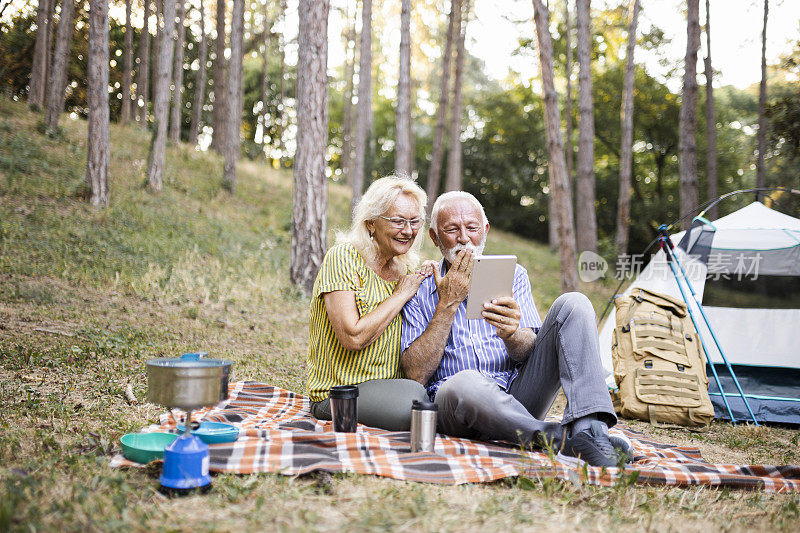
[465,255,517,320]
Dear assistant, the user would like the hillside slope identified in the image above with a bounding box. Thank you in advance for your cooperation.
[0,95,620,384]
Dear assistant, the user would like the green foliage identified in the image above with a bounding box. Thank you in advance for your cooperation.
[766,42,800,188]
[0,12,37,96]
[0,5,296,151]
[768,92,800,158]
[319,0,792,259]
[241,49,294,161]
[462,84,549,240]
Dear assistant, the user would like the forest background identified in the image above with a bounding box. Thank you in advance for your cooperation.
[2,0,799,265]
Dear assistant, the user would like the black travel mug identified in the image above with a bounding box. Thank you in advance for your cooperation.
[329,385,359,432]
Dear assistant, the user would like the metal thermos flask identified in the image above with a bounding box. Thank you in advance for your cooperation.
[410,400,438,452]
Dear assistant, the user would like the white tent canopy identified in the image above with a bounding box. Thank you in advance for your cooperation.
[599,202,800,389]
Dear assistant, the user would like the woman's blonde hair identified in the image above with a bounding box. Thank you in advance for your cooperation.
[337,175,427,271]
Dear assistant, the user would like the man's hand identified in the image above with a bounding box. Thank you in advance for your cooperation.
[481,296,520,340]
[401,250,473,384]
[482,295,535,362]
[434,249,473,308]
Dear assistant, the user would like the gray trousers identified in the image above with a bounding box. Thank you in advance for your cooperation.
[311,378,428,431]
[434,292,616,444]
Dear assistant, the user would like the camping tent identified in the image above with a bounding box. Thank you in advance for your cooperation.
[598,202,800,424]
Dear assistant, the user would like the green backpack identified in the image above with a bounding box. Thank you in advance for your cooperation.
[611,288,715,427]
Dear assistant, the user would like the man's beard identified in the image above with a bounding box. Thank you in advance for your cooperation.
[441,239,486,265]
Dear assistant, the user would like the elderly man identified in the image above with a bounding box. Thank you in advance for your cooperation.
[401,191,628,467]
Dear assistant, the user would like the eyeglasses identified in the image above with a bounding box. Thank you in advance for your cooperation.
[378,216,423,230]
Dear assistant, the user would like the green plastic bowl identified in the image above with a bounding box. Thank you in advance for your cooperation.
[120,432,178,464]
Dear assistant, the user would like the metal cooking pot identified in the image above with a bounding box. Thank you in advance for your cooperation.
[177,352,232,400]
[146,354,234,409]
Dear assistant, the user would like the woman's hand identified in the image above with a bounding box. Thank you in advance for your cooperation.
[393,270,430,302]
[324,267,430,351]
[418,260,438,276]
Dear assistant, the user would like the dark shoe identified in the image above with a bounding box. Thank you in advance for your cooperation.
[609,435,634,463]
[562,421,619,467]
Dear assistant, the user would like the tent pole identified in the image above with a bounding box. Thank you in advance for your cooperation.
[659,226,760,425]
[658,236,738,423]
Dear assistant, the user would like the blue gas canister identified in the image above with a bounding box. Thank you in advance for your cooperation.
[158,432,212,495]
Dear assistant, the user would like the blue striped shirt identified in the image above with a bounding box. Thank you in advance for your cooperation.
[401,260,542,399]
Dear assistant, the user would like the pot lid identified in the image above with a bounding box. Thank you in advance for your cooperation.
[146,357,233,368]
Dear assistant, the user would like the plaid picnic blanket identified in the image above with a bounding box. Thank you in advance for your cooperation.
[110,381,800,492]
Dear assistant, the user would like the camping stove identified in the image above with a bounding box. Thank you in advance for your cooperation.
[146,353,233,495]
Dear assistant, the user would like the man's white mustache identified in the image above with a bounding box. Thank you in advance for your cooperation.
[452,242,478,253]
[442,240,485,263]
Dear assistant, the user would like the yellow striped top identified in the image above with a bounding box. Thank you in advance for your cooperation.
[306,242,403,402]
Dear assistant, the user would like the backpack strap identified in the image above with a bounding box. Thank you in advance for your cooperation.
[621,292,644,331]
[648,405,661,426]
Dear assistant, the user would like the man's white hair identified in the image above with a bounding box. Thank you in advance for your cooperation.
[430,191,489,235]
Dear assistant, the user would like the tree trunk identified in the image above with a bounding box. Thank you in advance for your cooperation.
[259,0,270,156]
[43,0,56,104]
[531,0,578,293]
[211,0,228,152]
[425,0,460,210]
[292,0,329,292]
[395,0,413,176]
[44,0,75,132]
[146,0,176,193]
[679,0,700,228]
[564,1,575,190]
[136,0,152,127]
[277,0,287,165]
[121,0,134,123]
[41,0,58,99]
[444,0,470,192]
[223,0,245,192]
[153,0,163,108]
[552,0,574,251]
[704,0,718,219]
[547,186,558,252]
[409,76,417,174]
[340,0,357,183]
[189,0,208,144]
[615,0,639,258]
[351,0,373,213]
[86,0,110,207]
[169,0,186,143]
[28,0,50,109]
[756,0,769,203]
[575,0,597,254]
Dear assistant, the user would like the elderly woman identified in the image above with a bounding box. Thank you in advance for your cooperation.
[307,176,431,430]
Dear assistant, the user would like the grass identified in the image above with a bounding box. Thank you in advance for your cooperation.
[0,96,798,531]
